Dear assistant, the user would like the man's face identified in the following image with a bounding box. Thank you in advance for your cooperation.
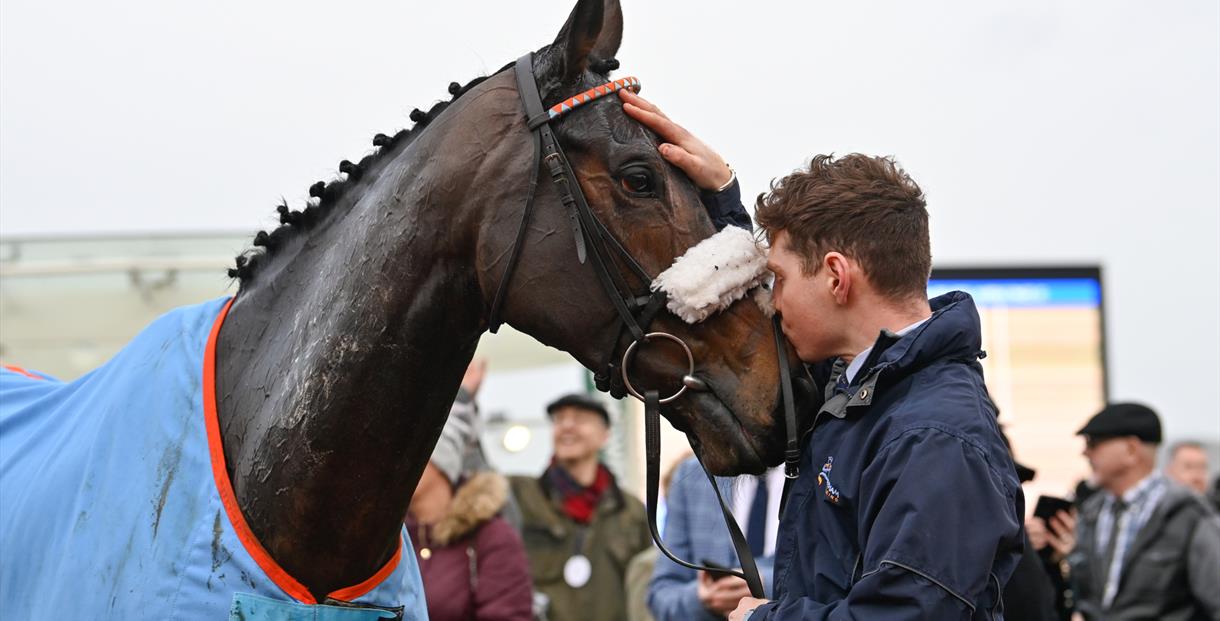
[1166,445,1209,494]
[1083,435,1137,488]
[551,406,610,463]
[767,231,842,363]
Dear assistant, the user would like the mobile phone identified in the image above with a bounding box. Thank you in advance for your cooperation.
[1033,495,1074,522]
[700,559,736,582]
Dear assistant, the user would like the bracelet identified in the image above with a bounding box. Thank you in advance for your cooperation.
[713,166,737,193]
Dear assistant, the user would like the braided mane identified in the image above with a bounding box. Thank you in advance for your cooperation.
[228,55,622,284]
[226,65,508,282]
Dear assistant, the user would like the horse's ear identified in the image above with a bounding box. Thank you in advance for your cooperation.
[590,0,623,61]
[544,0,609,84]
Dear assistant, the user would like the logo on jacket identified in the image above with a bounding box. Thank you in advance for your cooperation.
[817,456,841,504]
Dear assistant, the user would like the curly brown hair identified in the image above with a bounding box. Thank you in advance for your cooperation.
[755,154,931,301]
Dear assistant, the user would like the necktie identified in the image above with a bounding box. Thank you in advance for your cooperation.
[1099,498,1128,594]
[746,476,770,557]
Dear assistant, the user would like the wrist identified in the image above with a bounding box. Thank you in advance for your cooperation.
[707,165,735,193]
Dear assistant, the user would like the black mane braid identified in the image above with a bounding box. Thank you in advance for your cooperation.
[228,57,618,283]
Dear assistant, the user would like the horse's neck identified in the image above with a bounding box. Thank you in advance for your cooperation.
[213,97,505,597]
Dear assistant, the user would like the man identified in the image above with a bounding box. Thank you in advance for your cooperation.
[620,89,1025,620]
[509,394,651,621]
[1165,440,1211,495]
[1068,402,1220,620]
[648,456,784,620]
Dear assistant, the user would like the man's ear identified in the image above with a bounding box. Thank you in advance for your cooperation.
[538,0,623,93]
[824,252,852,305]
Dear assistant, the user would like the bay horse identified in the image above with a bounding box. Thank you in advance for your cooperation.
[0,0,802,617]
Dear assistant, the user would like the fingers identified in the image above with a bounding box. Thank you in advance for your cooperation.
[709,576,752,607]
[622,102,689,144]
[721,576,749,591]
[1046,513,1076,559]
[618,89,667,119]
[1046,524,1067,544]
[729,597,769,621]
[658,143,698,170]
[725,582,753,600]
[1049,512,1073,536]
[1059,509,1077,528]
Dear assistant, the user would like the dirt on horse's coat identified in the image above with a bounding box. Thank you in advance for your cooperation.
[0,298,424,619]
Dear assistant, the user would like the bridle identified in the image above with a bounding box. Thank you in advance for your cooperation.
[488,54,668,403]
[487,52,801,599]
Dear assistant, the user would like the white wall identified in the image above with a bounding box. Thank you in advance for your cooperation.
[2,0,1217,447]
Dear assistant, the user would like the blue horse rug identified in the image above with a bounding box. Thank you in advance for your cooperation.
[0,297,427,619]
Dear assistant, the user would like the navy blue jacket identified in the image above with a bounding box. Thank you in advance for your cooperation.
[702,178,754,231]
[753,292,1025,620]
[700,181,1024,620]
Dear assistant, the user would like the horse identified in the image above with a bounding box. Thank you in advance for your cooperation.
[0,0,804,617]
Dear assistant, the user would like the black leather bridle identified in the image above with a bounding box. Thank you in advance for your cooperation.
[486,52,802,599]
[488,54,669,402]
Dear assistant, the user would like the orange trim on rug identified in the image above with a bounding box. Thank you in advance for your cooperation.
[202,298,403,604]
[3,365,45,380]
[327,544,403,602]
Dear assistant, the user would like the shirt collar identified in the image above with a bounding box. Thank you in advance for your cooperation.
[1116,472,1165,506]
[844,316,931,384]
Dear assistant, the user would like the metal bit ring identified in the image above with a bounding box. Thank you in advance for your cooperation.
[621,332,695,404]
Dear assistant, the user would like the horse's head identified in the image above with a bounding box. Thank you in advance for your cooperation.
[479,0,808,475]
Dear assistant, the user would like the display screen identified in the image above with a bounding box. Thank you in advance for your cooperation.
[928,267,1107,506]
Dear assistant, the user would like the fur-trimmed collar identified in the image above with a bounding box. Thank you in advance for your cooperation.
[431,471,509,546]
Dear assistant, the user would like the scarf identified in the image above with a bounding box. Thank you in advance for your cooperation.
[544,459,613,524]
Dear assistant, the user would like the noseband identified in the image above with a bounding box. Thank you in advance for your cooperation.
[486,52,803,599]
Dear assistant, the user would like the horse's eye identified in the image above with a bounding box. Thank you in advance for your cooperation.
[620,168,656,196]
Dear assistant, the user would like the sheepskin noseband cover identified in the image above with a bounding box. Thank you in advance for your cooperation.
[651,226,772,324]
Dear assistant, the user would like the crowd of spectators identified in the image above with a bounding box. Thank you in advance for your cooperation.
[405,359,1218,621]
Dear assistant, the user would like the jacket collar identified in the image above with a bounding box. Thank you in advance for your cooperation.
[405,470,509,544]
[537,463,626,516]
[428,471,509,545]
[863,291,985,379]
[817,291,985,420]
[1120,482,1203,578]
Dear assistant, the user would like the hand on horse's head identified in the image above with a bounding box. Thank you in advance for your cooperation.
[619,89,733,192]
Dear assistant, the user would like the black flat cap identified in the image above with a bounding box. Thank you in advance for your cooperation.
[1077,402,1162,443]
[546,393,610,426]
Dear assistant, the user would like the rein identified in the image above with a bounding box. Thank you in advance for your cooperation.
[489,52,802,600]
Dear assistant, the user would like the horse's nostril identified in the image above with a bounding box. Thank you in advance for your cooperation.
[682,375,710,392]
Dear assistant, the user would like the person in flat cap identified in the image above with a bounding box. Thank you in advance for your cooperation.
[509,393,651,621]
[1064,402,1220,621]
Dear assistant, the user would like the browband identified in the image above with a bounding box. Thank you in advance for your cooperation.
[548,76,641,121]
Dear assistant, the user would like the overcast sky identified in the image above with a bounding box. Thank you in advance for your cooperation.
[2,1,1217,438]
